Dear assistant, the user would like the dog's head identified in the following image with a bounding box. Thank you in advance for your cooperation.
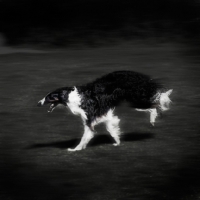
[37,87,73,112]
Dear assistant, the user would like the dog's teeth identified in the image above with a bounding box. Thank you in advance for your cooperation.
[47,104,55,112]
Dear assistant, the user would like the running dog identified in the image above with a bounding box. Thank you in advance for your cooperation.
[37,71,172,151]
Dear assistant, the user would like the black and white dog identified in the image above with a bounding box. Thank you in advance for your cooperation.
[38,71,172,151]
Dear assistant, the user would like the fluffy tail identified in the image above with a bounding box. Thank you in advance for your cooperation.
[159,89,173,111]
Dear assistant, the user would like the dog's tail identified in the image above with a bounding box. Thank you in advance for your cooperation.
[159,89,173,111]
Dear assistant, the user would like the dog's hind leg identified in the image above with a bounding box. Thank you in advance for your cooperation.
[149,108,158,126]
[135,108,158,126]
[105,114,121,146]
[68,125,94,151]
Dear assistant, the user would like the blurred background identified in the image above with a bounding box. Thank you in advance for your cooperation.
[1,1,200,200]
[0,0,200,47]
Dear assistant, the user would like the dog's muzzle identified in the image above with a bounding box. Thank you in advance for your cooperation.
[37,98,58,112]
[37,98,45,107]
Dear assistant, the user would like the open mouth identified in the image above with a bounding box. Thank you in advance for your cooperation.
[48,103,58,112]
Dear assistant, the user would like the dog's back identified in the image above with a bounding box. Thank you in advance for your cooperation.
[81,71,164,109]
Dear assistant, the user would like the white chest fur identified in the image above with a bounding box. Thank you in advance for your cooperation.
[67,87,87,120]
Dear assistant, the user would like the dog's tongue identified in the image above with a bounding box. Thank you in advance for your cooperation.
[48,104,56,112]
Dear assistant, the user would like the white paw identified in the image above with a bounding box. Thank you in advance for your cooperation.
[68,148,82,152]
[113,143,120,146]
[68,148,77,152]
[68,146,84,151]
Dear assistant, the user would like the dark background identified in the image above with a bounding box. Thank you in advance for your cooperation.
[0,1,200,200]
[0,0,200,46]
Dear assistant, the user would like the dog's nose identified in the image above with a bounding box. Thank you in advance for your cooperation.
[37,101,42,107]
[37,98,45,107]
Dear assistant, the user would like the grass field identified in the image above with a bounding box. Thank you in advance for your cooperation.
[0,41,200,200]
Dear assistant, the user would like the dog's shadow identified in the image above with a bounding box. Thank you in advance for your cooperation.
[27,132,154,150]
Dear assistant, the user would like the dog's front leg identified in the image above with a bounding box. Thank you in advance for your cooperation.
[68,125,94,151]
[106,116,121,146]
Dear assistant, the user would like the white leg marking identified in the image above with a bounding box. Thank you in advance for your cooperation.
[149,108,158,126]
[136,108,158,126]
[105,111,121,146]
[68,109,121,151]
[68,125,94,151]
